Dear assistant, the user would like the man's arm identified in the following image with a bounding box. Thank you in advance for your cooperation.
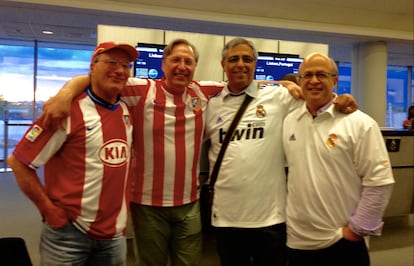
[7,155,68,228]
[344,184,393,240]
[260,80,358,112]
[40,75,90,129]
[276,80,303,100]
[258,80,304,100]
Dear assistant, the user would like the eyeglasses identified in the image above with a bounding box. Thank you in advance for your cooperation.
[299,72,337,81]
[97,58,132,70]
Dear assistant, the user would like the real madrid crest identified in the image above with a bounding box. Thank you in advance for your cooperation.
[256,104,266,118]
[326,133,338,148]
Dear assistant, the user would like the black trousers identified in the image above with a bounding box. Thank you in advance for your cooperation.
[215,223,287,266]
[287,238,370,266]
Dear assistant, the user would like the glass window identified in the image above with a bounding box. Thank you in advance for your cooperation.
[35,46,92,117]
[386,66,409,129]
[337,62,352,95]
[0,44,35,164]
[336,63,412,129]
[0,41,93,164]
[0,44,35,117]
[411,67,414,106]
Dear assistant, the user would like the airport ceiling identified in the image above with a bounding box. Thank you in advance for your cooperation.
[0,0,413,66]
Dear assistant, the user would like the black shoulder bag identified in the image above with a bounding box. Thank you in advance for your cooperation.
[200,94,253,232]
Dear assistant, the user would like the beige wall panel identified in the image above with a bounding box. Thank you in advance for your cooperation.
[165,31,224,81]
[278,40,329,58]
[97,24,164,46]
[384,167,414,217]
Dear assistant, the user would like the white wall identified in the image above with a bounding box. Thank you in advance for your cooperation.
[97,25,164,46]
[97,24,329,82]
[279,40,329,58]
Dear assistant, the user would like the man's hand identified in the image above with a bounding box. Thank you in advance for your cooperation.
[43,204,69,229]
[334,94,359,114]
[257,80,304,100]
[343,225,363,241]
[39,95,70,130]
[277,80,304,100]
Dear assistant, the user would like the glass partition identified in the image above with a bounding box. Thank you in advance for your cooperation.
[0,41,93,166]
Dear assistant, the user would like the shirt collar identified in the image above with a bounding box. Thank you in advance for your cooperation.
[316,94,337,115]
[298,93,338,119]
[86,88,121,110]
[222,80,258,99]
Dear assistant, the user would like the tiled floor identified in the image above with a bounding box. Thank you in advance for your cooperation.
[127,216,414,266]
[203,216,414,266]
[369,216,414,266]
[1,170,413,266]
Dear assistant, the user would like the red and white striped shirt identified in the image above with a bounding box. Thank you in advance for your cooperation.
[12,89,133,240]
[122,78,223,206]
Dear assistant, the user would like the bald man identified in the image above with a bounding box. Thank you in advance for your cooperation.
[282,52,394,266]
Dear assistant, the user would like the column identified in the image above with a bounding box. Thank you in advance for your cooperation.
[352,41,388,126]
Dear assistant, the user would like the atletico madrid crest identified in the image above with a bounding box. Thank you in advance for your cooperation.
[192,97,202,112]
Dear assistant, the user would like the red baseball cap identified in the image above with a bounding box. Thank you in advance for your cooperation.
[91,42,139,63]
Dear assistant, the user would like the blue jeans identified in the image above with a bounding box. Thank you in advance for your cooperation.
[40,222,126,266]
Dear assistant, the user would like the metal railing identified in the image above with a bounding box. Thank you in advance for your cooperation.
[1,110,31,170]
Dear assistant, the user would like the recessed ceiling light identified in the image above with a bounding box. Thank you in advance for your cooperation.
[42,30,54,35]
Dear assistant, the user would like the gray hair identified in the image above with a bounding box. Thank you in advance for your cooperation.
[162,38,199,63]
[222,37,258,60]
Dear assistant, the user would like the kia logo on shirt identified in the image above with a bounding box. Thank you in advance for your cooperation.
[99,139,129,167]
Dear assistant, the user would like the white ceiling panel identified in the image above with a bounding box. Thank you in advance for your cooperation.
[0,0,412,65]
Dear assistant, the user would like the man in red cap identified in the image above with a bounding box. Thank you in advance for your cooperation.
[7,41,138,265]
[38,39,357,266]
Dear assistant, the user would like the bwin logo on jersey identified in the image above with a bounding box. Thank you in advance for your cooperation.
[99,139,129,167]
[219,123,264,143]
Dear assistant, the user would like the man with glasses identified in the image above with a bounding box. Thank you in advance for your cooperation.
[40,38,357,266]
[204,38,359,266]
[7,41,138,265]
[40,38,226,266]
[283,52,394,266]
